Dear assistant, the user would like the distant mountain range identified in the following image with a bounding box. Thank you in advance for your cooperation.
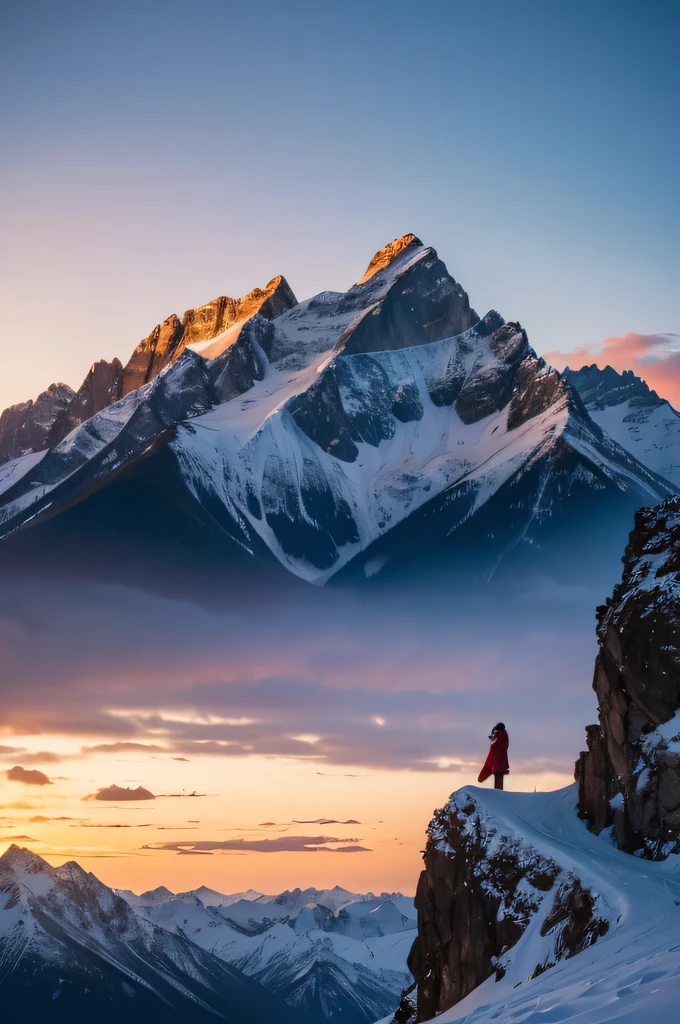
[115,881,415,1024]
[0,844,296,1023]
[0,844,413,1024]
[0,234,677,589]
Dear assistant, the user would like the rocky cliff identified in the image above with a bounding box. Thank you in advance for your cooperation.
[407,495,680,1024]
[407,790,609,1022]
[576,494,680,857]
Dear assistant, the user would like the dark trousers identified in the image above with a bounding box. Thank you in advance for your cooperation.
[494,772,505,790]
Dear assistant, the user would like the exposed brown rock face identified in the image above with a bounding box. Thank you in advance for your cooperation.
[408,793,607,1022]
[0,383,75,464]
[576,495,680,857]
[190,276,296,359]
[120,314,186,397]
[354,233,422,286]
[47,358,124,445]
[120,276,296,393]
[0,276,297,463]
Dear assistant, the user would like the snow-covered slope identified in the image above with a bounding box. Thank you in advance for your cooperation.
[565,364,680,486]
[0,237,674,585]
[410,785,680,1024]
[121,885,416,1024]
[0,845,296,1023]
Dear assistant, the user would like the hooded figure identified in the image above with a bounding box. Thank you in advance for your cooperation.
[478,722,509,789]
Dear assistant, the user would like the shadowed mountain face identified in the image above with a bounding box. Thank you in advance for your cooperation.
[0,235,674,591]
[0,382,75,463]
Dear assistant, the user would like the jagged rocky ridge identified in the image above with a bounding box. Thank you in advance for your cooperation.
[0,276,296,464]
[0,236,675,584]
[566,363,680,486]
[0,382,75,463]
[576,494,680,858]
[0,844,296,1023]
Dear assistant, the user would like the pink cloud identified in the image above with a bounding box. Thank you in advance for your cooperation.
[5,766,53,786]
[544,333,680,407]
[84,784,155,802]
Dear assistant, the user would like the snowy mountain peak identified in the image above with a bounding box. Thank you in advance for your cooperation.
[0,843,51,874]
[566,363,680,486]
[354,232,423,285]
[0,235,677,589]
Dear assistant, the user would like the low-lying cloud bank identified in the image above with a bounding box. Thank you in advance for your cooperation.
[0,570,597,778]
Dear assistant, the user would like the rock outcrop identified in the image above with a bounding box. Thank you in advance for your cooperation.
[183,276,297,358]
[47,358,124,444]
[120,313,187,396]
[576,495,680,857]
[0,276,297,464]
[118,276,297,396]
[0,382,75,463]
[407,791,609,1022]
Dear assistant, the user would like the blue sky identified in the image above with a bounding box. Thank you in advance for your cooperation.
[1,0,678,409]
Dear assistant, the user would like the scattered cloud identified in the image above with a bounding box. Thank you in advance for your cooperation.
[316,772,371,777]
[157,791,207,798]
[83,784,155,802]
[545,332,680,406]
[14,751,63,765]
[0,834,36,841]
[71,823,154,828]
[5,766,53,786]
[29,815,76,822]
[81,742,167,756]
[142,835,371,854]
[293,818,361,825]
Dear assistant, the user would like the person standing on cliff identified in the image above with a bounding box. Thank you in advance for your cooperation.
[477,723,510,790]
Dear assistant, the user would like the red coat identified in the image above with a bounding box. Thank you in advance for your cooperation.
[478,729,509,782]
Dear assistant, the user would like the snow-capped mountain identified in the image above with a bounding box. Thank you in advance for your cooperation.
[0,235,675,586]
[117,883,416,1024]
[565,363,680,486]
[0,845,296,1023]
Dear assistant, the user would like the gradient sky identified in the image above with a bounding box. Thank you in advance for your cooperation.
[2,0,679,411]
[2,0,679,897]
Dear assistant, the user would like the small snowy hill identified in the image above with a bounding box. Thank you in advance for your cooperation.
[565,363,680,486]
[409,784,680,1024]
[122,885,416,1024]
[0,845,296,1023]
